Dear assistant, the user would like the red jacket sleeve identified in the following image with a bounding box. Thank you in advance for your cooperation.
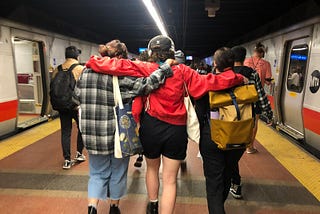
[86,56,158,77]
[181,65,244,99]
[132,96,144,123]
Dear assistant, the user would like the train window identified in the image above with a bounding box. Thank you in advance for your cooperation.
[286,44,308,93]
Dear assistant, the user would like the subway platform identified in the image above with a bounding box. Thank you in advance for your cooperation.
[0,120,319,214]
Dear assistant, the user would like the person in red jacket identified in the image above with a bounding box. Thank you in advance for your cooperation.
[85,35,244,214]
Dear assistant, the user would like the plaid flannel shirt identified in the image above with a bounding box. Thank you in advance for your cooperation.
[76,63,171,155]
[234,66,273,120]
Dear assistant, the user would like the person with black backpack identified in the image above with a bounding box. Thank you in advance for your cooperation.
[50,46,86,169]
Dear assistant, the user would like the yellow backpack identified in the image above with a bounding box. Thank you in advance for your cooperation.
[209,84,258,150]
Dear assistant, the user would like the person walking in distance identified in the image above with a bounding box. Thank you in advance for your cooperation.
[244,42,272,154]
[51,46,86,169]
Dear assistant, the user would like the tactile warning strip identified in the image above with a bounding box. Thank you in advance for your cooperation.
[0,119,60,160]
[256,121,320,201]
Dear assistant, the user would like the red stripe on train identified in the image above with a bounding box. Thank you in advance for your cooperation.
[303,107,320,135]
[0,100,18,122]
[267,95,275,110]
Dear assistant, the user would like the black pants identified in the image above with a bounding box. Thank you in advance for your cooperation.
[230,149,245,185]
[199,122,244,214]
[59,110,84,160]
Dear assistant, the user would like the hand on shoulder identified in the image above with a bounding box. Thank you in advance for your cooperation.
[165,59,179,66]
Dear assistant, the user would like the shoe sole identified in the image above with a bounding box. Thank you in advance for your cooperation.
[62,160,75,169]
[246,149,258,154]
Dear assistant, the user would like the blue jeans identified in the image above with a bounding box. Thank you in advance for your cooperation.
[88,154,130,200]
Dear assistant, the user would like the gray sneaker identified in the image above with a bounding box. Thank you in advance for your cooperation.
[62,160,72,169]
[75,151,86,162]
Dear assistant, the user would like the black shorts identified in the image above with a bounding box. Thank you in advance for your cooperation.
[139,113,188,160]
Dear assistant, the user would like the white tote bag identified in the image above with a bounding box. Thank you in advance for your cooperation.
[184,83,200,144]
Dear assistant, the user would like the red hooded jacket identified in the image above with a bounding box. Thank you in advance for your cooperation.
[86,56,244,125]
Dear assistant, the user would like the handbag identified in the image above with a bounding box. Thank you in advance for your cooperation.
[184,83,200,144]
[113,76,143,158]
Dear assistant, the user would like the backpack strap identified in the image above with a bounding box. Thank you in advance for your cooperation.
[229,90,241,120]
[67,63,80,72]
[57,65,63,72]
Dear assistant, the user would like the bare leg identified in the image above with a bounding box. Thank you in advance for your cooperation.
[145,157,161,200]
[110,199,120,206]
[160,156,181,214]
[88,198,99,207]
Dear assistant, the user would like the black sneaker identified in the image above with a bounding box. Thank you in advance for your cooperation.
[146,201,158,214]
[109,204,121,214]
[230,183,243,199]
[88,206,97,214]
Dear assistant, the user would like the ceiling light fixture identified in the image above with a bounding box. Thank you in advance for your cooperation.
[142,0,168,36]
[205,0,220,18]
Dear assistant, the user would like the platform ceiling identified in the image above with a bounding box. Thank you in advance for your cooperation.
[1,0,320,57]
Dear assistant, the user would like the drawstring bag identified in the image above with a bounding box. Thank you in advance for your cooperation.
[113,76,143,158]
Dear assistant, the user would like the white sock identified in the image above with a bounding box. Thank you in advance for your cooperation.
[88,204,97,209]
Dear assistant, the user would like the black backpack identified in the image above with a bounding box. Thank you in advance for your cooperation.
[50,63,80,111]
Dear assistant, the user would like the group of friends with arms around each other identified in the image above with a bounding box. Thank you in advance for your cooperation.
[51,35,273,214]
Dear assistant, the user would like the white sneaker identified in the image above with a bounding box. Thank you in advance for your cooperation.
[62,160,72,169]
[75,151,86,162]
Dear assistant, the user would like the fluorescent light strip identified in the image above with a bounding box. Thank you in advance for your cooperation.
[142,0,168,36]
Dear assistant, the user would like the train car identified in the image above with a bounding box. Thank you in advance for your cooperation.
[0,18,100,139]
[205,16,320,155]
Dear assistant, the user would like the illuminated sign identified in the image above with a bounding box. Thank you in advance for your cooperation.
[139,48,147,53]
[186,56,193,60]
[290,54,307,61]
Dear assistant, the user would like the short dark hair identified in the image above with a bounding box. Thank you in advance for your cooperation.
[231,46,247,63]
[65,46,81,60]
[213,47,234,72]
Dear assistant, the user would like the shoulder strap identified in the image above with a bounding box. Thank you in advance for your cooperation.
[57,65,63,72]
[229,90,241,120]
[183,82,189,97]
[113,76,124,109]
[68,63,80,72]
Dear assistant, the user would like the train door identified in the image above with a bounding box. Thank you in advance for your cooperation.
[280,38,310,139]
[13,38,47,127]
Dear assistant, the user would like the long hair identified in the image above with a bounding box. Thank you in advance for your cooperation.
[148,49,175,63]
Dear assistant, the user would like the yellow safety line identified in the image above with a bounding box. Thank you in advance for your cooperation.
[0,119,60,160]
[256,121,320,201]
